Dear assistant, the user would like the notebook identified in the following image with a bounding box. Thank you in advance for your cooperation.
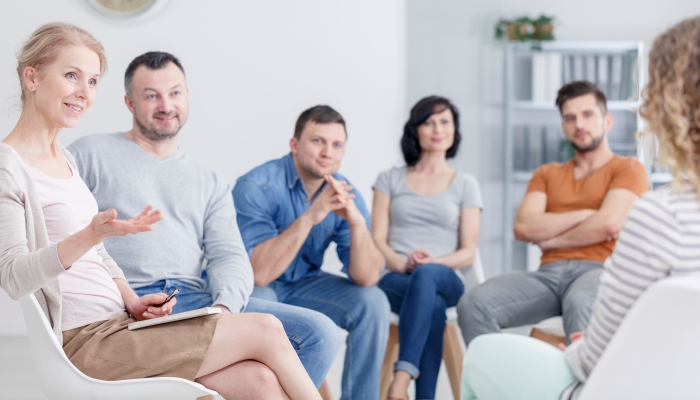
[128,307,222,331]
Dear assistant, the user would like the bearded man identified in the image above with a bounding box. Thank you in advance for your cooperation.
[457,81,650,346]
[68,52,342,390]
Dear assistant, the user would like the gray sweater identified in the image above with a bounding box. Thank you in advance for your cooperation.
[68,133,252,313]
[0,144,126,343]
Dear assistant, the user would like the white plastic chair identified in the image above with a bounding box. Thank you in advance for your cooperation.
[579,273,700,399]
[380,250,486,400]
[19,293,218,400]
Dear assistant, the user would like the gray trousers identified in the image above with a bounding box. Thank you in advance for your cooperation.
[457,259,603,346]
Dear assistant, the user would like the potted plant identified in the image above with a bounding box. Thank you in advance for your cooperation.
[495,17,533,41]
[532,15,555,41]
[495,15,556,46]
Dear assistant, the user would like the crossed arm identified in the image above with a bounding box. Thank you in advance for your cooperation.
[513,188,639,250]
[372,189,480,274]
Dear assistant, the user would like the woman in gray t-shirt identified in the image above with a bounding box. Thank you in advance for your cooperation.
[373,96,483,400]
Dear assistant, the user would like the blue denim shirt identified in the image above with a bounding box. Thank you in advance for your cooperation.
[232,153,372,283]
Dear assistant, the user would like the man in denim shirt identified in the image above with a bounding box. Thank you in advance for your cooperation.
[233,105,390,400]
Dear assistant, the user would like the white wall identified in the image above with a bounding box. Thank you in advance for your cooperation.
[407,0,700,278]
[1,0,406,193]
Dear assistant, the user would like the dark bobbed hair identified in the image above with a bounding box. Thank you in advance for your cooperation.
[555,80,608,114]
[401,96,461,167]
[294,105,346,139]
[124,51,185,95]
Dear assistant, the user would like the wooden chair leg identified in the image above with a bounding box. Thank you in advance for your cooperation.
[442,323,464,400]
[319,379,334,400]
[379,324,400,400]
[530,328,566,348]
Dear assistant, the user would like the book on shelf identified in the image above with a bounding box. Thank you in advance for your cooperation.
[562,55,572,84]
[572,55,584,81]
[531,52,562,102]
[514,125,569,172]
[547,53,562,103]
[585,55,597,84]
[597,55,609,98]
[532,53,548,102]
[610,54,623,101]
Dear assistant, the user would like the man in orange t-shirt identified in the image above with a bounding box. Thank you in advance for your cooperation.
[458,81,649,346]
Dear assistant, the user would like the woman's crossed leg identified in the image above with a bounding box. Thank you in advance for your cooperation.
[195,312,321,400]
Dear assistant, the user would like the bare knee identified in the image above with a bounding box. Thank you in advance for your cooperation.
[251,313,288,346]
[256,313,286,334]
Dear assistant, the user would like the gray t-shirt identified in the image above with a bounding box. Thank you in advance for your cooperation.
[68,133,253,313]
[373,166,483,264]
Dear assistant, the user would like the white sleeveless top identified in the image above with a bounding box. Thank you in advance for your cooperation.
[1,144,125,330]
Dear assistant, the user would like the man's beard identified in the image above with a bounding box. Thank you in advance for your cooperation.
[569,131,605,154]
[135,112,182,142]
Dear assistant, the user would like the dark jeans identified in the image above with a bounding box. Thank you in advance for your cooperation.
[378,264,465,400]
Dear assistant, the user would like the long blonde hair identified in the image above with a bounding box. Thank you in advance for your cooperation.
[16,23,107,103]
[640,16,700,194]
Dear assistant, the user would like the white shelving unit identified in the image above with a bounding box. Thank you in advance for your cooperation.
[502,40,670,272]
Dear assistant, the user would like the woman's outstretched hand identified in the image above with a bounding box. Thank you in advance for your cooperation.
[87,206,162,242]
[57,206,163,270]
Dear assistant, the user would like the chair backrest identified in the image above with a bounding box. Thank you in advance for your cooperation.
[19,293,100,399]
[579,273,700,400]
[458,248,486,292]
[18,293,218,400]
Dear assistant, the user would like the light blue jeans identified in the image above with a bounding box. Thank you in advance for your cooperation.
[461,333,577,400]
[253,271,391,400]
[134,279,343,388]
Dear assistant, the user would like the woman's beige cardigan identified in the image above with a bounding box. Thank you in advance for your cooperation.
[0,144,126,344]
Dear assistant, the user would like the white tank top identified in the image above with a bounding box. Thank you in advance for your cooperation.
[1,144,126,330]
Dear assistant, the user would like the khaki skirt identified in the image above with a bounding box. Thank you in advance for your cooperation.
[62,312,221,381]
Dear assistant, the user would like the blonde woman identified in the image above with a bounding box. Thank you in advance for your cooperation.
[0,23,321,400]
[461,15,700,400]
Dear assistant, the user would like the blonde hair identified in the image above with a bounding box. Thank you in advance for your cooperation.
[640,16,700,195]
[16,22,107,103]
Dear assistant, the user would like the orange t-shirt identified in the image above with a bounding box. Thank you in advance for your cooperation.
[526,155,650,266]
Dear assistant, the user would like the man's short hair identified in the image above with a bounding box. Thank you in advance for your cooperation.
[555,81,608,115]
[124,51,185,95]
[294,105,346,139]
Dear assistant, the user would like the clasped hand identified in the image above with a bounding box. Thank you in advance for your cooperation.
[406,249,433,273]
[305,175,364,226]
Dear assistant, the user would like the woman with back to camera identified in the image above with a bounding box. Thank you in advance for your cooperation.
[0,22,321,400]
[461,14,700,400]
[372,96,483,400]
